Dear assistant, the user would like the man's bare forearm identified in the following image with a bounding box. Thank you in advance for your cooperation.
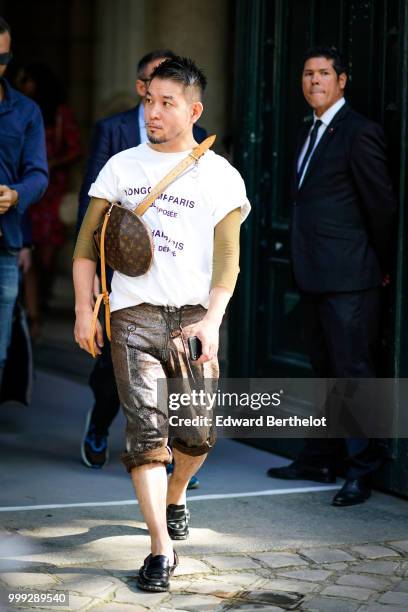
[186,286,232,364]
[73,258,97,313]
[203,286,232,326]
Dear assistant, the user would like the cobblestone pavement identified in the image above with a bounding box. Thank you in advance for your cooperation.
[1,538,408,611]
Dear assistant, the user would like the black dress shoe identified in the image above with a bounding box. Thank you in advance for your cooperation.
[267,460,336,484]
[167,504,190,540]
[332,479,371,506]
[137,550,179,592]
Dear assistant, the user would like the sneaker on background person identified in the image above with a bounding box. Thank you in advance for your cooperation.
[81,414,198,486]
[81,408,109,468]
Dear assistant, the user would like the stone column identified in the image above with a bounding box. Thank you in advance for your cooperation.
[93,0,230,149]
[94,0,147,117]
[147,0,230,152]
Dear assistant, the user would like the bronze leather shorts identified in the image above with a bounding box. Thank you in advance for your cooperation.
[110,303,219,471]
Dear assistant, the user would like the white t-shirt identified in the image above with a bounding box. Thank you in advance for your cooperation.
[88,143,251,311]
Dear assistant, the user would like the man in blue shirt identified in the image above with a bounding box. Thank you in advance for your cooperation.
[0,17,48,386]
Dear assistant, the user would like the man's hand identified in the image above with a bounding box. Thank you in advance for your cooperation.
[0,185,18,214]
[183,316,220,365]
[18,247,32,273]
[181,287,231,365]
[74,307,103,356]
[73,258,99,354]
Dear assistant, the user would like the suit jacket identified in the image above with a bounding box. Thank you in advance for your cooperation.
[290,103,397,293]
[77,104,207,229]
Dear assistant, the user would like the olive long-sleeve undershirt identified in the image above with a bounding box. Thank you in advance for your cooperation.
[73,197,241,293]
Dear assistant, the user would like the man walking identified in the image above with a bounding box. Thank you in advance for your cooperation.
[73,56,250,590]
[77,49,206,473]
[0,17,48,388]
[267,46,396,506]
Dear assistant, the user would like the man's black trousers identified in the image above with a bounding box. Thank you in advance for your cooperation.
[299,287,384,480]
[89,330,120,435]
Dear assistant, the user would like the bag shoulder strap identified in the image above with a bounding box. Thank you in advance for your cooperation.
[89,209,111,358]
[134,134,216,217]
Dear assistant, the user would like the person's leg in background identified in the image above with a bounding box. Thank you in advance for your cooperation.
[267,292,341,483]
[0,249,19,389]
[81,330,120,468]
[320,289,383,505]
[298,292,344,474]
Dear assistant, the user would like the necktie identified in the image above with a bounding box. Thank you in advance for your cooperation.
[297,119,322,186]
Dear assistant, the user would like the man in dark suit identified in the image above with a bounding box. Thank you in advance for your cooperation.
[77,49,207,471]
[267,46,396,506]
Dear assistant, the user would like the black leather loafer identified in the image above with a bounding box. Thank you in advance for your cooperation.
[332,479,371,506]
[267,460,336,484]
[137,550,179,592]
[167,504,190,540]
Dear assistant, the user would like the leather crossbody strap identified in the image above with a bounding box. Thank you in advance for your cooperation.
[90,209,111,358]
[88,134,216,358]
[134,134,216,217]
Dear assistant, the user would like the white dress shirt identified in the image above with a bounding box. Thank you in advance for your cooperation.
[297,97,346,187]
[138,102,147,144]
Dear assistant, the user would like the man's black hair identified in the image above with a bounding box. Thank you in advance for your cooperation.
[303,46,348,77]
[149,56,207,98]
[0,16,11,35]
[137,49,176,78]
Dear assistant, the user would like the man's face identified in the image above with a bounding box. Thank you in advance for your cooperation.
[144,77,201,145]
[0,31,11,79]
[302,56,347,116]
[136,57,169,98]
